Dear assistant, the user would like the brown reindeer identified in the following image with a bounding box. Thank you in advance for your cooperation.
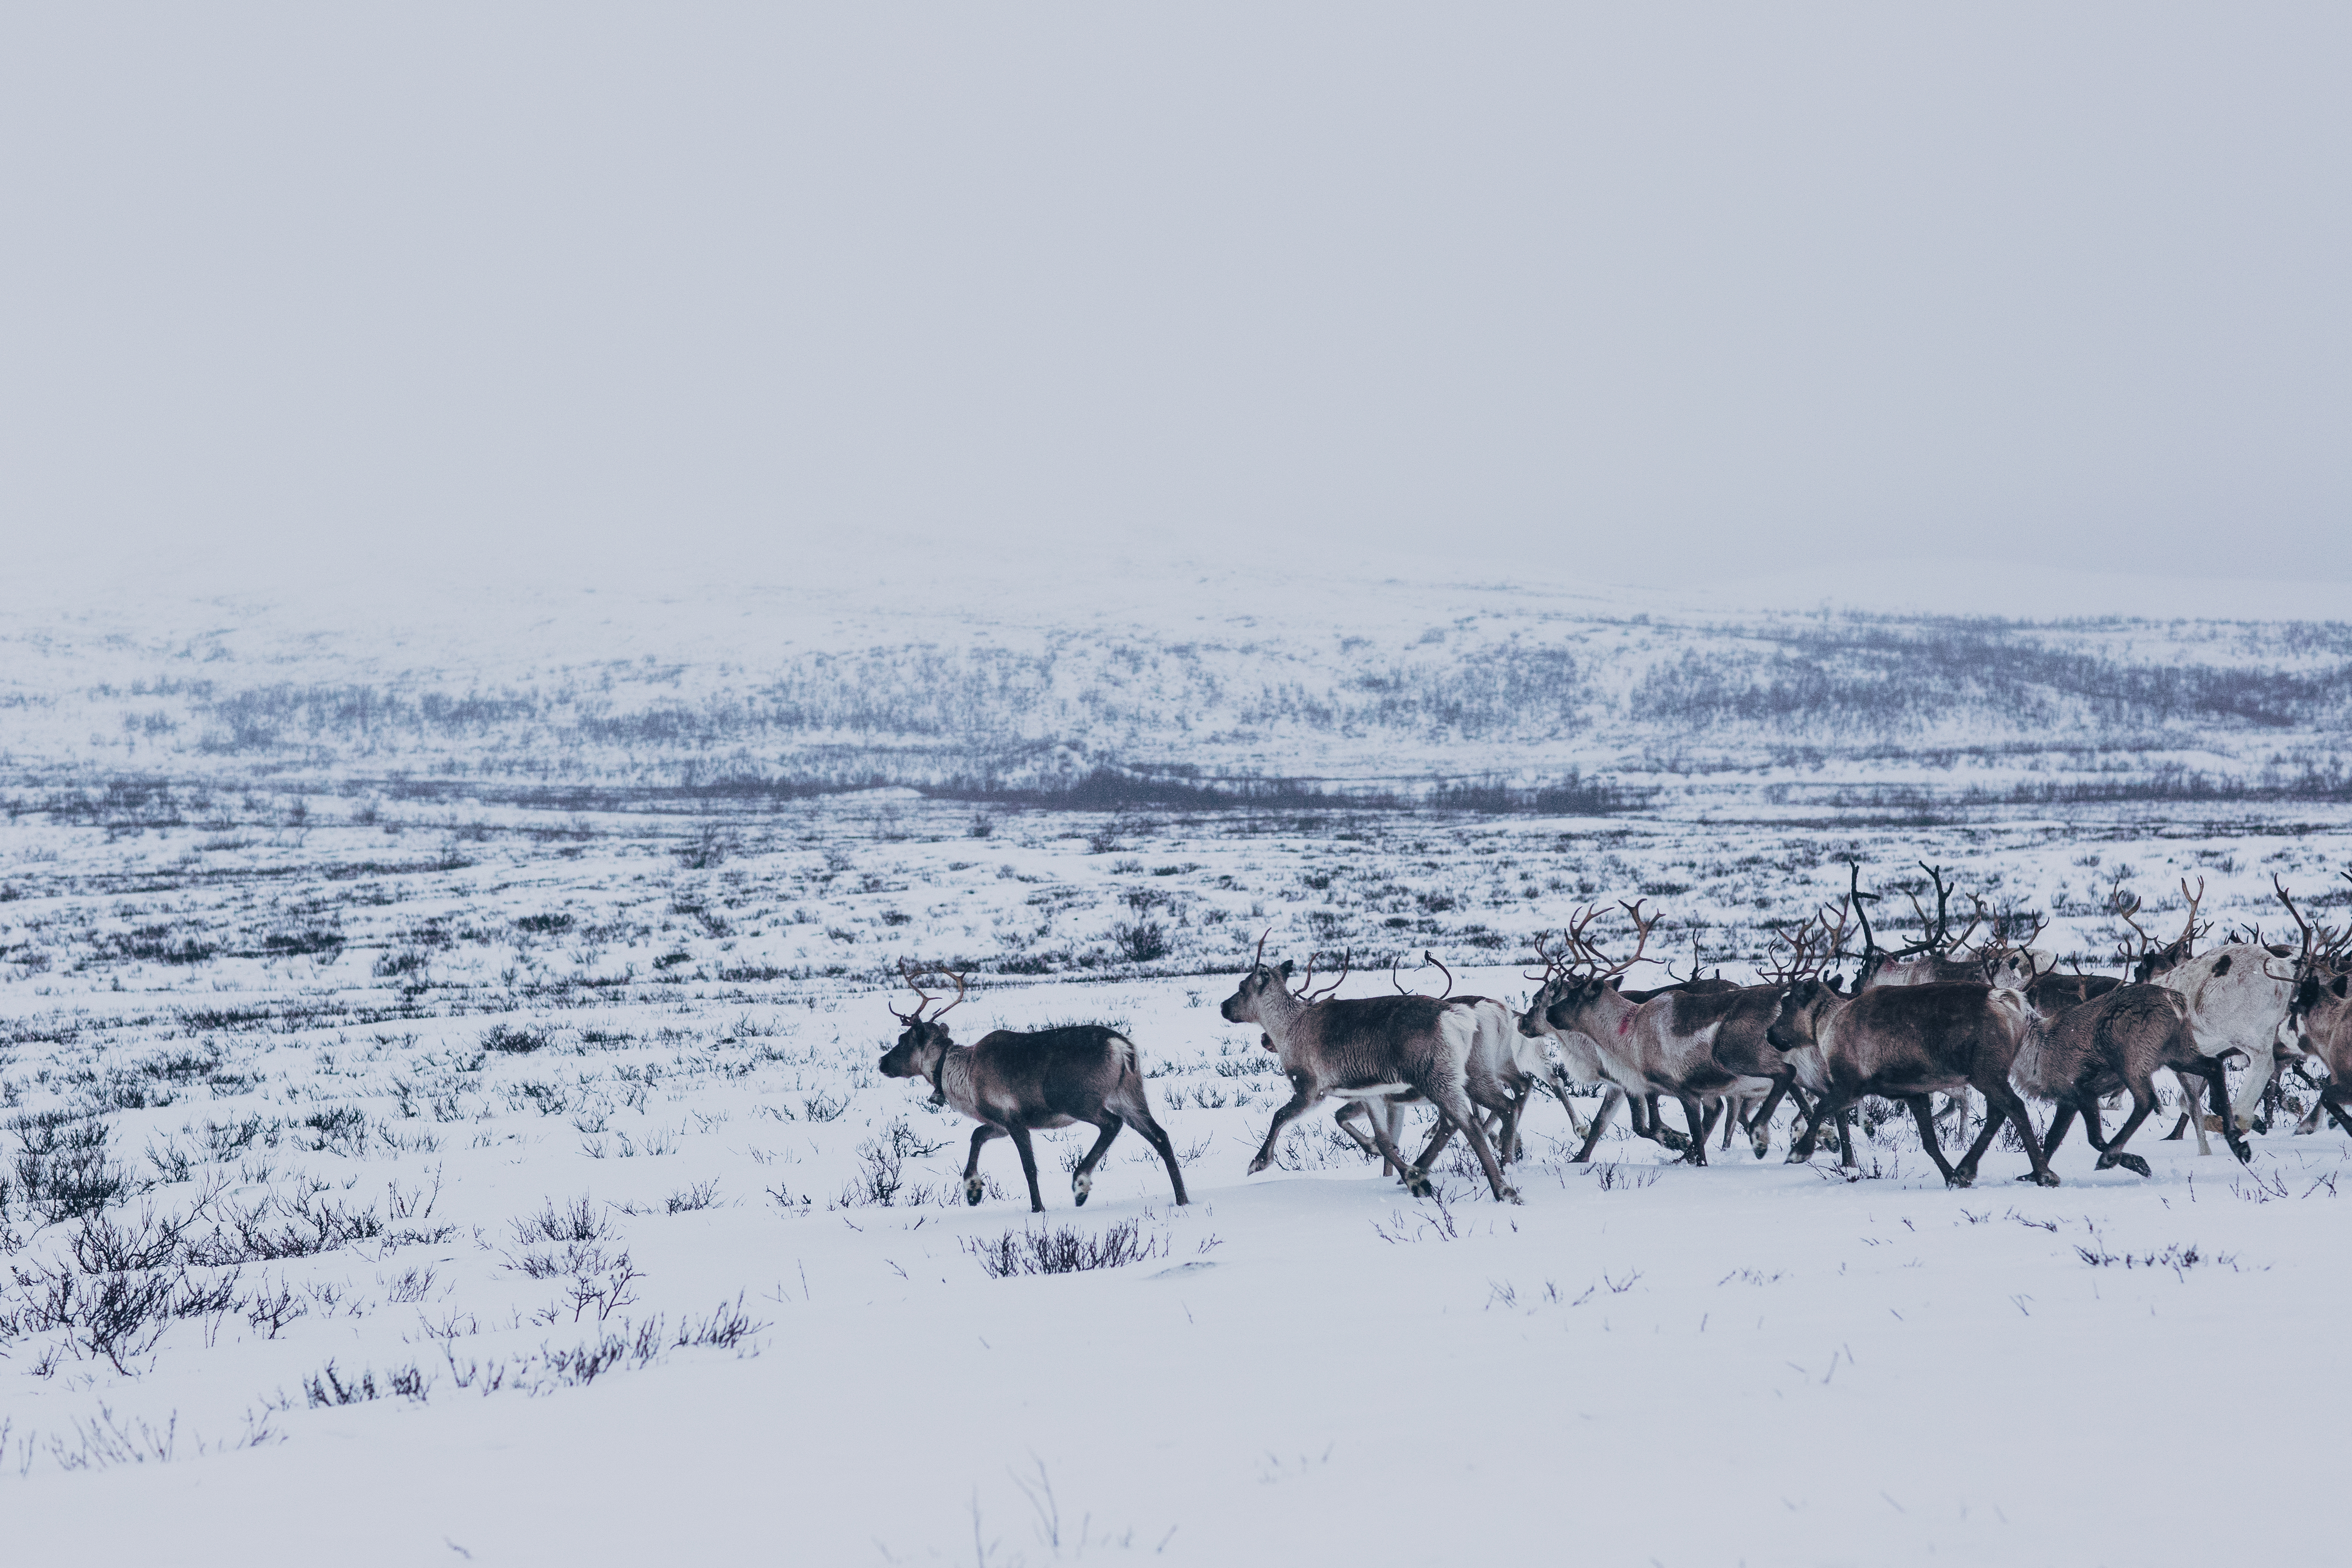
[1223,935,1519,1203]
[2276,877,2352,1136]
[877,965,1188,1213]
[2009,950,2240,1175]
[1519,901,1790,1168]
[1766,977,2058,1187]
[2287,968,2352,1139]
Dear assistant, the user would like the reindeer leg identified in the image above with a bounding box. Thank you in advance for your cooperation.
[1788,1090,1848,1164]
[1501,1088,1530,1165]
[1005,1123,1047,1213]
[962,1123,1005,1205]
[1406,1107,1458,1183]
[1247,1082,1322,1177]
[2293,1065,2327,1134]
[2321,1086,2352,1139]
[1637,1091,1693,1152]
[1906,1096,1958,1183]
[1573,1088,1623,1162]
[1942,1090,1973,1151]
[1678,1096,1710,1166]
[1548,1071,1592,1138]
[1069,1115,1123,1206]
[2210,1062,2254,1164]
[1333,1100,1385,1165]
[2040,1102,2079,1162]
[1837,1106,1859,1169]
[1981,1080,2058,1188]
[1362,1108,1425,1194]
[2079,1098,2110,1154]
[1717,1097,1736,1152]
[2092,1084,2157,1178]
[1422,1075,1518,1203]
[1746,1081,1789,1159]
[2182,1065,2214,1156]
[2226,1053,2271,1155]
[1115,1096,1190,1206]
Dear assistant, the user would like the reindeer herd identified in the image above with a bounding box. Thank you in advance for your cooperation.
[881,864,2352,1211]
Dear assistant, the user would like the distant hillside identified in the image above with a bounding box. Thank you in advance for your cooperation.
[4,572,2348,811]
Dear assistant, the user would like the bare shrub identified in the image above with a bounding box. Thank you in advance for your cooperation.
[961,1218,1167,1279]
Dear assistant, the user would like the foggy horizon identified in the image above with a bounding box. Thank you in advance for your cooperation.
[8,4,2348,599]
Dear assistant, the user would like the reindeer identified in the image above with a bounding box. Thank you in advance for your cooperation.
[1381,950,1597,1167]
[1766,975,2059,1187]
[2274,877,2352,1136]
[2126,877,2301,1152]
[877,965,1189,1213]
[1516,901,1788,1167]
[1223,936,1519,1203]
[2287,966,2352,1140]
[1850,864,2036,1149]
[1856,864,2016,988]
[2007,952,2242,1175]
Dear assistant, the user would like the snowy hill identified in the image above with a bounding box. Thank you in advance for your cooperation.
[5,561,2348,810]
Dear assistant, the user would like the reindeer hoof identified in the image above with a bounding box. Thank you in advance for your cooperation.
[1404,1170,1434,1198]
[965,1179,984,1206]
[2229,1141,2253,1165]
[1073,1173,1092,1206]
[1501,1186,1524,1205]
[2116,1155,2152,1178]
[1245,1156,1271,1176]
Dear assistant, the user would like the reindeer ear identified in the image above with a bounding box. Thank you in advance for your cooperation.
[1607,975,1623,991]
[2334,975,2349,999]
[1277,959,1294,977]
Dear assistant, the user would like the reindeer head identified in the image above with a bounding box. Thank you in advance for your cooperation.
[1219,931,1294,1024]
[2123,878,2205,982]
[1765,978,1837,1053]
[1221,932,1348,1022]
[1524,902,1653,1033]
[2292,969,2351,1046]
[877,962,967,1078]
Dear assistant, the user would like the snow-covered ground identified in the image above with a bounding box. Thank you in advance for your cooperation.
[3,791,2348,1564]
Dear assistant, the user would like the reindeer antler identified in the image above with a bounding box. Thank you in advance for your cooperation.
[1558,904,1608,975]
[1845,861,1882,968]
[1422,950,1453,999]
[1522,930,1561,984]
[1816,893,1857,967]
[2111,887,2157,967]
[1947,895,1991,959]
[1759,914,1823,986]
[1987,914,2048,984]
[2177,877,2206,959]
[1575,900,1659,981]
[1295,948,1350,1002]
[890,958,937,1025]
[1664,927,1709,986]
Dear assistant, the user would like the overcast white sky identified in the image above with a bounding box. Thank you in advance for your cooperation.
[5,4,2346,604]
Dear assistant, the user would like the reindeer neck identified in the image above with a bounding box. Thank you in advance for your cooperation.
[930,1042,975,1110]
[1581,985,1639,1031]
[1255,984,1312,1051]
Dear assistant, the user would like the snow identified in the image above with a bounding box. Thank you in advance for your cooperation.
[5,557,2351,1564]
[2,784,2348,1564]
